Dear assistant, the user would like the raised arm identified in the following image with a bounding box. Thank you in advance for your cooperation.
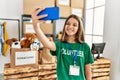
[31,8,56,51]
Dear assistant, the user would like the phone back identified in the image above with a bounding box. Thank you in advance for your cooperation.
[37,6,60,20]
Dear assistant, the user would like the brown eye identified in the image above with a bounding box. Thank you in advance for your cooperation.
[73,23,77,27]
[66,22,70,25]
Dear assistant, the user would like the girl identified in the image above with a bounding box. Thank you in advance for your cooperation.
[32,8,94,80]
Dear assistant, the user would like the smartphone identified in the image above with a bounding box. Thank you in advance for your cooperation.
[37,6,60,20]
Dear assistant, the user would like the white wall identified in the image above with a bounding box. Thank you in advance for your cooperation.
[0,0,23,74]
[0,0,23,19]
[103,0,120,80]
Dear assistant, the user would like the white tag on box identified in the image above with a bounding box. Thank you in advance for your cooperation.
[58,0,69,6]
[72,8,83,17]
[15,51,36,66]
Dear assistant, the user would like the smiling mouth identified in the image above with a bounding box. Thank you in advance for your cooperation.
[67,29,74,32]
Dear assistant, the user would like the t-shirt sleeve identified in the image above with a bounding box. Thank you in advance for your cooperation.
[50,40,60,56]
[84,43,94,65]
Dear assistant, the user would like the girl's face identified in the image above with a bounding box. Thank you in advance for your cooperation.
[65,18,79,37]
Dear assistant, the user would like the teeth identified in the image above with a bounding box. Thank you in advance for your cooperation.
[68,29,73,31]
[68,28,73,30]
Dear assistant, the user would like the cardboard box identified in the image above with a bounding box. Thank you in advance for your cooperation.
[39,48,56,64]
[92,76,110,80]
[59,6,71,17]
[23,22,35,34]
[23,22,53,34]
[40,23,54,34]
[10,48,38,67]
[71,0,84,8]
[23,0,55,15]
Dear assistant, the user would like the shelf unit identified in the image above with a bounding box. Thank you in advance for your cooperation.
[21,14,57,40]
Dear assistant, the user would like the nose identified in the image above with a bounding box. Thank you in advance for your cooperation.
[15,42,18,45]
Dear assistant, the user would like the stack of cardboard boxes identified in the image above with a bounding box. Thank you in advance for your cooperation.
[4,48,57,80]
[4,63,56,80]
[23,0,84,18]
[23,0,85,37]
[91,57,111,80]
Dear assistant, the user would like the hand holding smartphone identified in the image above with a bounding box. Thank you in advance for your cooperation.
[37,6,60,20]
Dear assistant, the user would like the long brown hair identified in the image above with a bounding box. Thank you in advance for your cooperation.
[61,14,85,43]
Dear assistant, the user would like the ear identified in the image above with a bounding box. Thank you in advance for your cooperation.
[32,34,36,38]
[5,39,13,46]
[25,33,36,39]
[25,33,29,38]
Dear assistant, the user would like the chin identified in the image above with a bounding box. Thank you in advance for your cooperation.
[67,33,75,36]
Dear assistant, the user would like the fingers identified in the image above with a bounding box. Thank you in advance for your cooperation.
[37,14,48,20]
[38,20,46,23]
[35,8,45,16]
[32,8,48,22]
